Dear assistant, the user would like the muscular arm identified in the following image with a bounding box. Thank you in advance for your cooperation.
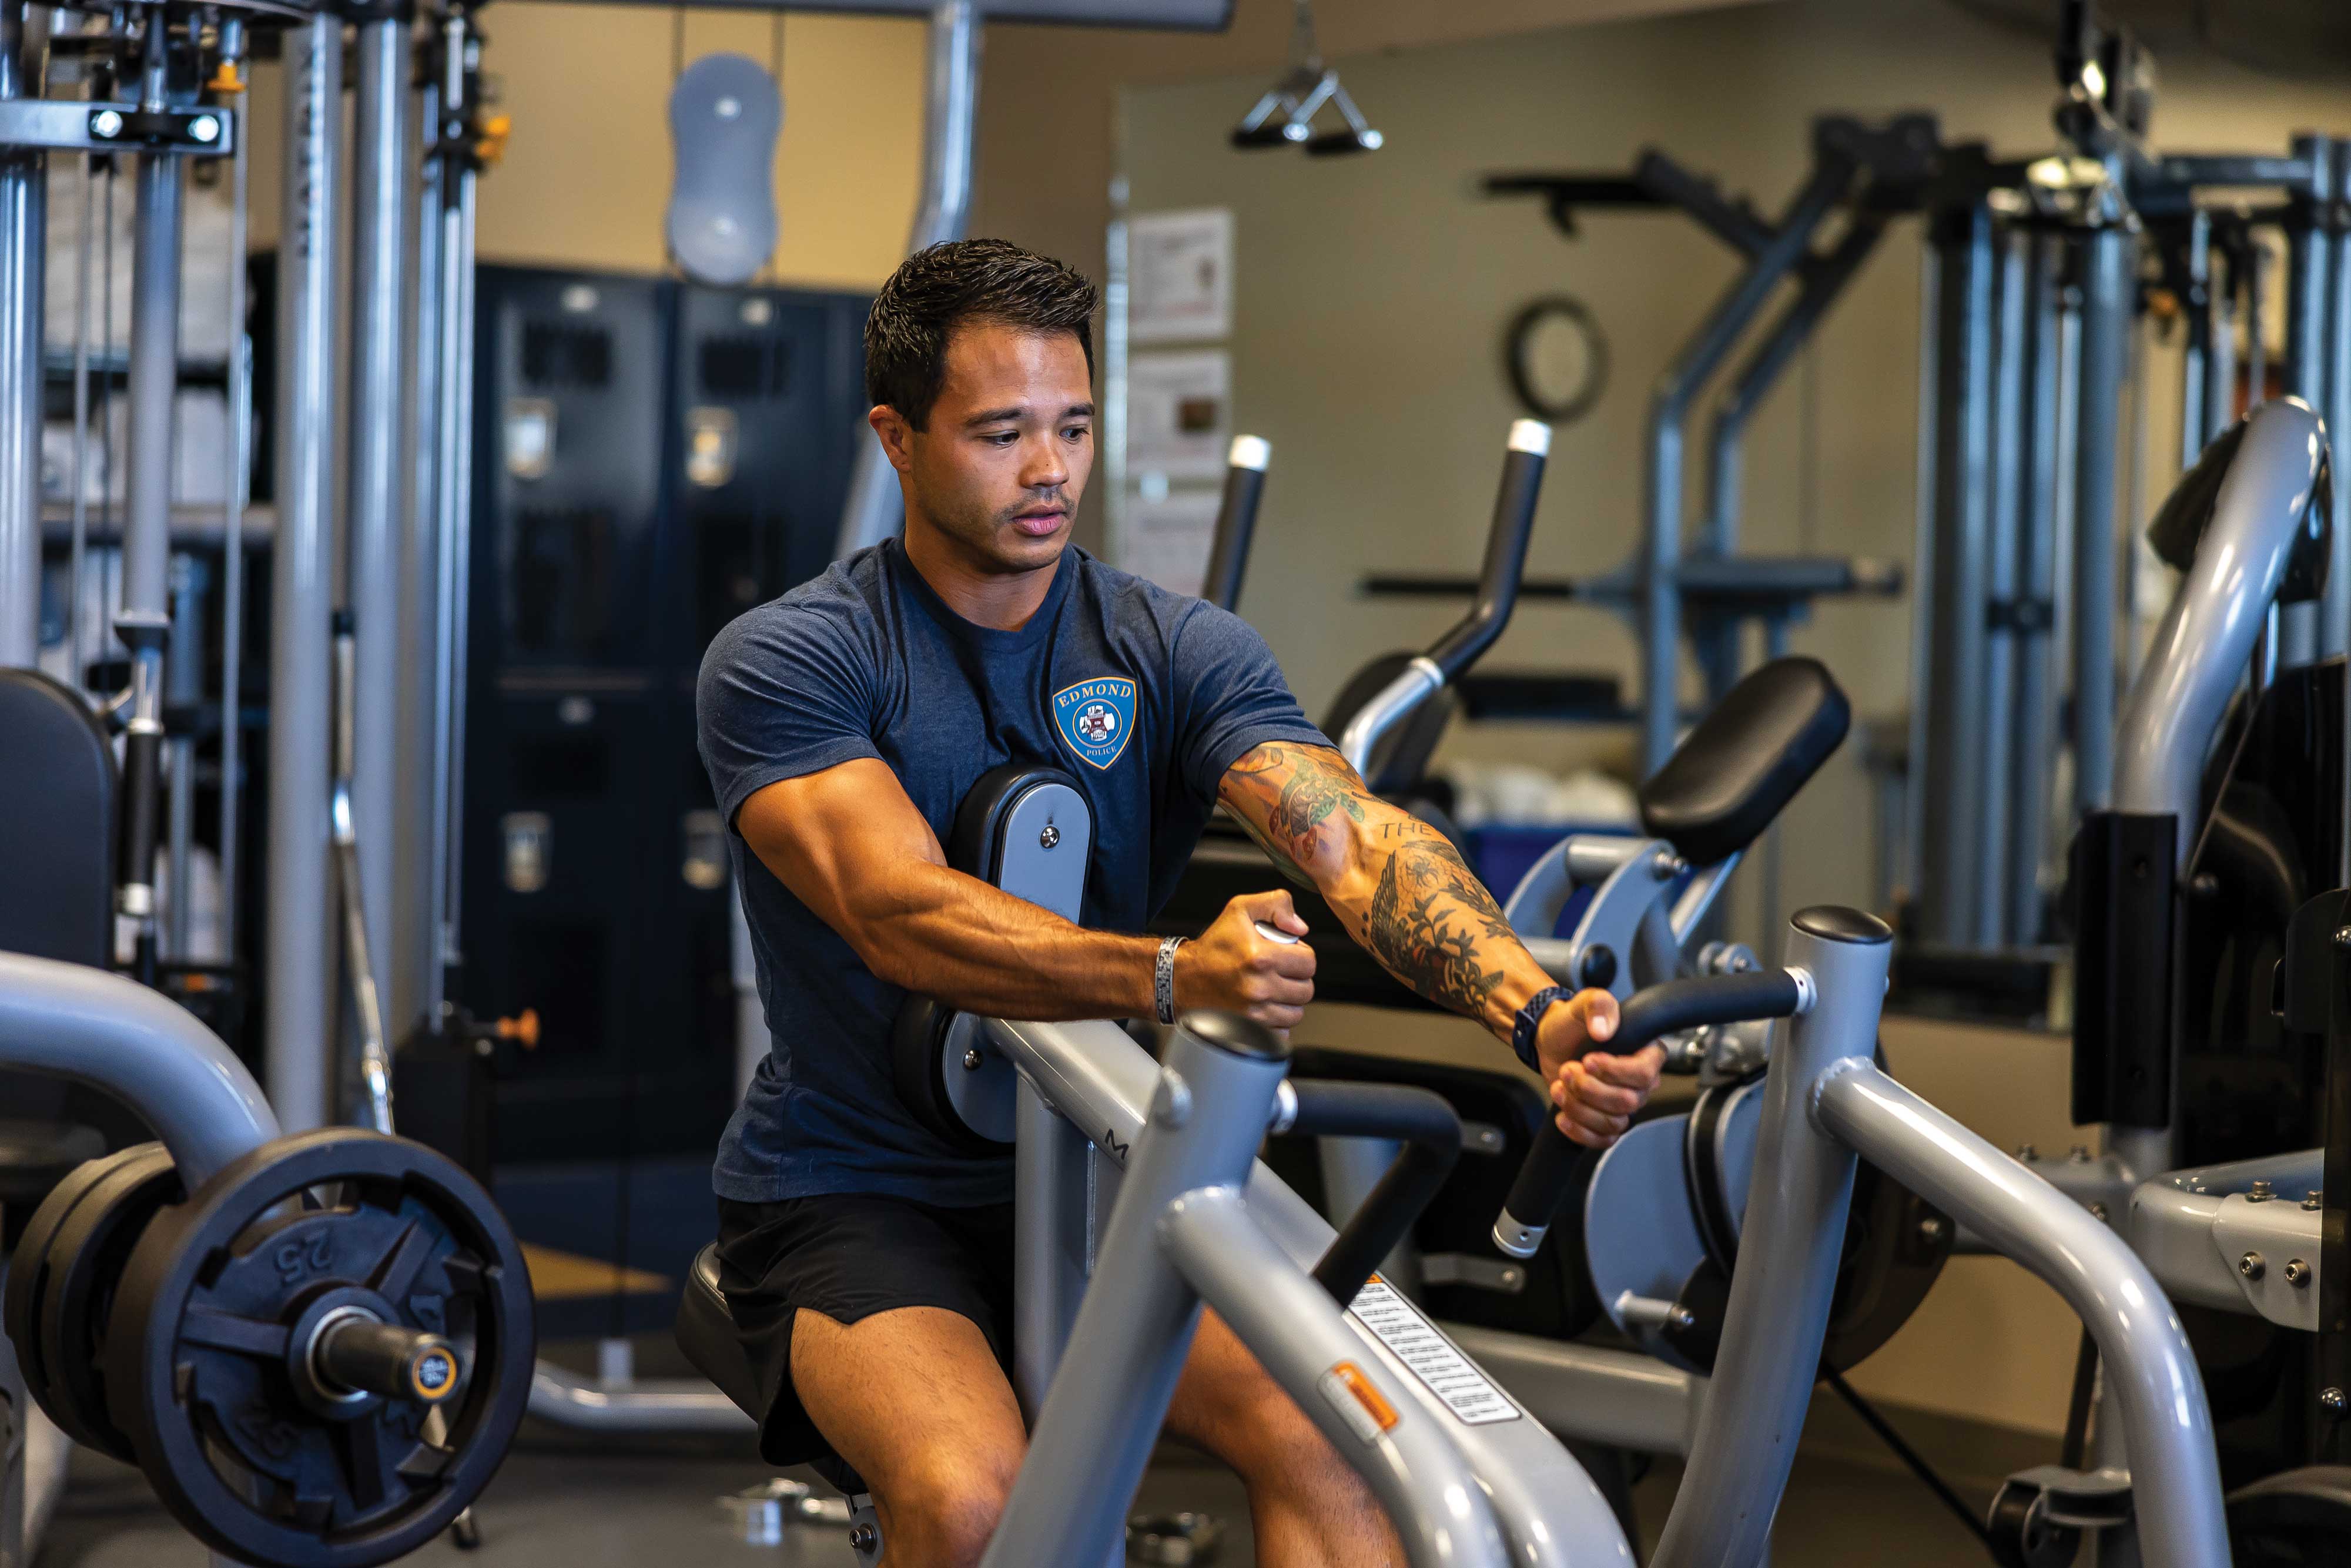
[1219,742,1543,1040]
[736,758,1311,1028]
[1220,741,1657,1149]
[736,759,1157,1021]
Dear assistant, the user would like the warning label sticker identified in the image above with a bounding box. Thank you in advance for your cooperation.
[1348,1278,1522,1426]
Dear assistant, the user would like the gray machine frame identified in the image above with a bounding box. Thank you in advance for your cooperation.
[909,762,2235,1566]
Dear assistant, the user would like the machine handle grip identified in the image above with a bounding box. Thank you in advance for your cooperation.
[1492,970,1806,1258]
[1424,421,1549,681]
[1201,436,1270,613]
[1277,1080,1463,1308]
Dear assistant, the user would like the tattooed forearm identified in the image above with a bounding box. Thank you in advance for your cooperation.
[1358,833,1521,1020]
[1221,743,1368,875]
[1218,740,1546,1036]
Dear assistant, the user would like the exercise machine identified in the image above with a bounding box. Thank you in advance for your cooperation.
[681,751,2240,1566]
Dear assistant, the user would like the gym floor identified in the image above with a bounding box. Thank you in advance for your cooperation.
[36,1342,2000,1568]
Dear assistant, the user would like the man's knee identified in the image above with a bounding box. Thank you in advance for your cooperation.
[883,1446,1020,1567]
[1193,1363,1354,1489]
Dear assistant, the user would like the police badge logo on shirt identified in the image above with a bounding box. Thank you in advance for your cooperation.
[1052,676,1137,770]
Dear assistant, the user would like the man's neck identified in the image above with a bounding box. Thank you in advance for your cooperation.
[900,513,1061,632]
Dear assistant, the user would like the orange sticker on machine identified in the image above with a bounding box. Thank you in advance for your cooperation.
[1317,1361,1399,1443]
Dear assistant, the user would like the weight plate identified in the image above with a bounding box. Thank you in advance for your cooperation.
[35,1143,182,1459]
[3,1142,176,1455]
[105,1129,534,1568]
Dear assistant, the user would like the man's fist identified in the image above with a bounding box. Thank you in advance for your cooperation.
[1176,892,1316,1033]
[1536,990,1663,1150]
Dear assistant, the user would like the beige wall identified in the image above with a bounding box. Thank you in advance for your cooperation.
[1118,0,2351,933]
[247,5,929,289]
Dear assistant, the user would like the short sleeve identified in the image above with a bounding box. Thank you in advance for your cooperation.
[1169,602,1331,803]
[697,603,886,827]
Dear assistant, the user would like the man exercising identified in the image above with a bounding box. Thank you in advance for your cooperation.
[698,239,1663,1568]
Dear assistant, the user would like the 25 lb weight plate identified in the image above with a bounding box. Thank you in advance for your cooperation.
[4,1142,181,1460]
[104,1129,534,1568]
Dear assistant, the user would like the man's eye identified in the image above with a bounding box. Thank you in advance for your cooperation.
[1063,424,1091,441]
[985,431,1018,446]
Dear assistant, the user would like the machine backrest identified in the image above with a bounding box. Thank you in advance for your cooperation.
[0,668,116,966]
[1637,656,1850,867]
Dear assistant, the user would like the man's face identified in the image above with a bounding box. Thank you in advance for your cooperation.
[884,321,1094,575]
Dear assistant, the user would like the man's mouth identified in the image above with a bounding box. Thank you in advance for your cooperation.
[1011,508,1066,537]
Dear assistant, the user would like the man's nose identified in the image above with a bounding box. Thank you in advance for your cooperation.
[1020,432,1069,489]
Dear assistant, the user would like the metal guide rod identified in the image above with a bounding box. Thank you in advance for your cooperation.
[218,48,250,955]
[2277,132,2333,669]
[2008,234,2068,944]
[68,144,91,688]
[0,2,42,666]
[830,0,979,559]
[1901,243,1939,919]
[333,617,394,1133]
[2334,140,2351,884]
[395,78,443,1037]
[1977,228,2028,948]
[115,8,185,977]
[427,12,480,1018]
[2071,214,2131,815]
[2177,209,2210,470]
[267,13,344,1132]
[346,12,411,1041]
[165,555,202,959]
[1915,205,1995,946]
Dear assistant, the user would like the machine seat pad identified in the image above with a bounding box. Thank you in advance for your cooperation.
[1638,656,1850,866]
[677,1244,768,1423]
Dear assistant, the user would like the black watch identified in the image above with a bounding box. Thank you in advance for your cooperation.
[1511,984,1571,1072]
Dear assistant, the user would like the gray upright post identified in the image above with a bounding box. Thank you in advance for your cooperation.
[2325,140,2351,668]
[217,34,250,959]
[426,15,481,1022]
[267,15,343,1131]
[115,14,186,973]
[1977,228,2028,948]
[1915,204,1995,946]
[395,79,443,1038]
[346,12,411,1033]
[2008,235,2068,944]
[982,1016,1288,1568]
[1639,160,1847,772]
[165,554,205,958]
[1649,909,1893,1568]
[2176,210,2211,471]
[830,0,979,560]
[2071,219,2132,815]
[0,3,42,667]
[2277,133,2333,669]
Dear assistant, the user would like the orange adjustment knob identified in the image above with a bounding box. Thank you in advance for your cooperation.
[208,61,245,96]
[494,1009,539,1050]
[474,113,511,166]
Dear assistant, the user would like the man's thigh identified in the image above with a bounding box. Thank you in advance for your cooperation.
[789,1304,1027,1495]
[1166,1306,1332,1469]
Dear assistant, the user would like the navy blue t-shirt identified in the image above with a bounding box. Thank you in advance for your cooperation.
[696,540,1328,1206]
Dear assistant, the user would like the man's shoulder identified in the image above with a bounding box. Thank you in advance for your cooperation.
[701,554,888,684]
[1068,547,1220,646]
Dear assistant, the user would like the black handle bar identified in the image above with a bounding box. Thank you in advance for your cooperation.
[1277,1079,1462,1308]
[1492,970,1806,1259]
[1201,436,1270,614]
[1424,422,1549,681]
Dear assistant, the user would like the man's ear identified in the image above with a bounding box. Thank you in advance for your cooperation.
[868,404,916,475]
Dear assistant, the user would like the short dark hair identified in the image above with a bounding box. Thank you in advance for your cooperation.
[863,239,1098,430]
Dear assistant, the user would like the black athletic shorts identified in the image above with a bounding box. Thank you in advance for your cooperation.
[713,1193,1017,1491]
